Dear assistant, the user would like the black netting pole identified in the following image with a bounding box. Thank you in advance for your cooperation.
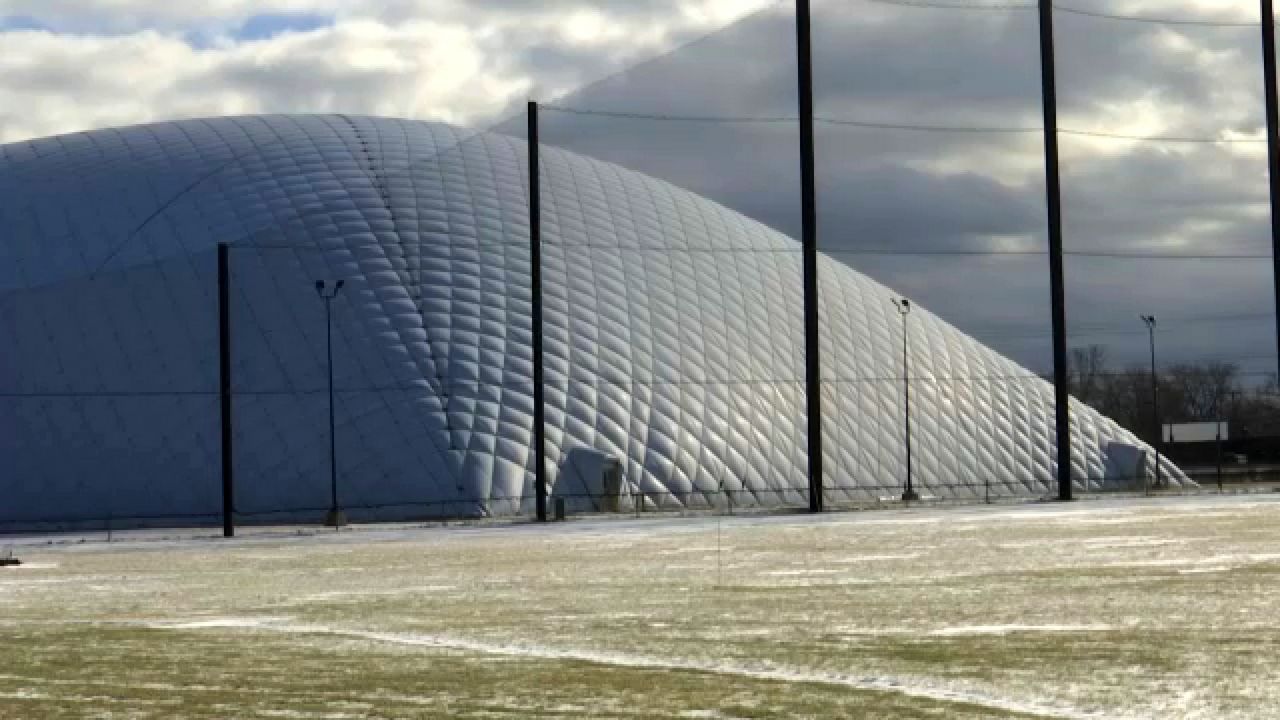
[1261,0,1280,384]
[796,0,823,513]
[1037,0,1072,502]
[529,101,548,523]
[218,242,235,537]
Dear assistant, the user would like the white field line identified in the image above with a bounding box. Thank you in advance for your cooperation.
[163,617,281,630]
[830,624,1119,637]
[830,553,921,563]
[928,624,1115,637]
[146,618,1107,719]
[256,710,365,719]
[0,689,49,700]
[760,568,843,576]
[1098,552,1280,570]
[1077,537,1185,549]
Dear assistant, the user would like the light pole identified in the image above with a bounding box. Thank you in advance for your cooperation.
[1140,314,1161,492]
[892,298,919,502]
[316,279,346,527]
[1215,394,1224,493]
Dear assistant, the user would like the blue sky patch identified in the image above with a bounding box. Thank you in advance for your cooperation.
[235,12,334,41]
[0,15,52,32]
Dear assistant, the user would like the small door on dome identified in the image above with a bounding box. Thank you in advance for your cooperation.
[556,447,625,513]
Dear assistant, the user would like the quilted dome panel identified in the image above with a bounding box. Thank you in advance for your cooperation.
[0,114,1187,524]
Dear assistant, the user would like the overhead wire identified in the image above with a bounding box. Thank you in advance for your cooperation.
[1032,368,1279,379]
[10,359,1276,400]
[863,0,1033,10]
[863,0,1262,28]
[538,0,788,108]
[241,241,1275,261]
[1054,5,1259,28]
[541,104,1267,144]
[971,311,1276,340]
[826,248,1273,259]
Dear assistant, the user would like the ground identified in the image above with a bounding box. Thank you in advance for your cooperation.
[2,494,1279,719]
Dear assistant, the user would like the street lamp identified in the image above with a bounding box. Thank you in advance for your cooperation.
[316,279,346,527]
[1214,392,1224,493]
[1140,314,1161,492]
[892,297,919,502]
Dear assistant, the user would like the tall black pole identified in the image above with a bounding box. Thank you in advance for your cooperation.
[1261,0,1280,382]
[1038,0,1073,501]
[217,243,235,538]
[797,0,823,513]
[529,100,548,523]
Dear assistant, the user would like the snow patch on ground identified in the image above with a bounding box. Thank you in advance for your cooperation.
[155,617,281,630]
[295,586,458,601]
[929,624,1115,637]
[760,568,842,577]
[1102,553,1280,571]
[830,624,1117,638]
[831,553,920,563]
[657,546,721,555]
[0,562,59,570]
[1078,537,1185,550]
[0,689,49,700]
[850,516,945,526]
[257,710,366,719]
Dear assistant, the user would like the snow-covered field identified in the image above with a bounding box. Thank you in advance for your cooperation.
[2,494,1279,719]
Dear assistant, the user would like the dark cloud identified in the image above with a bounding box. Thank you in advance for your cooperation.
[475,1,1275,375]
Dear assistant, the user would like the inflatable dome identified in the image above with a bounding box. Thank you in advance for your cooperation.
[0,115,1187,526]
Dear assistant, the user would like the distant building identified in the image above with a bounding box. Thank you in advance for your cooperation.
[1163,422,1228,445]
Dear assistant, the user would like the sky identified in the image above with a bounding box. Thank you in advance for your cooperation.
[0,0,1276,378]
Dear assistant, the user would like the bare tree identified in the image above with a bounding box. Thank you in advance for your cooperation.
[1229,374,1280,438]
[1068,345,1108,406]
[1066,345,1280,444]
[1104,367,1154,440]
[1162,362,1237,422]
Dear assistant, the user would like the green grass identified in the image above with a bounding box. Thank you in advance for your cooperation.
[0,625,1035,719]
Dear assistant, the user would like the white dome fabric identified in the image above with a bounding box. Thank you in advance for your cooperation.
[0,115,1186,525]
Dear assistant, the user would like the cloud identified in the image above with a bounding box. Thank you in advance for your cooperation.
[0,22,512,139]
[0,1,783,146]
